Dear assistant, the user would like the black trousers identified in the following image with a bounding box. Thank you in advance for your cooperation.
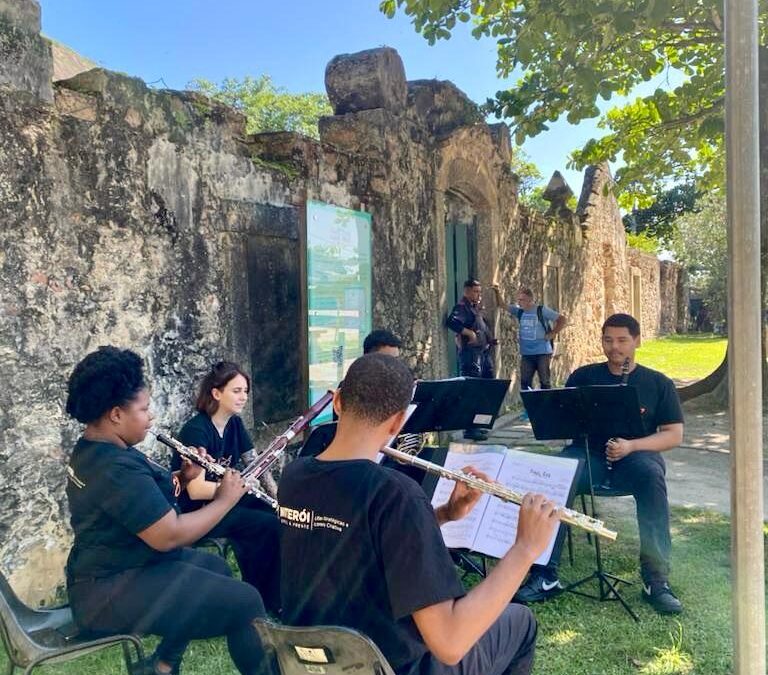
[536,447,672,584]
[459,348,495,378]
[416,604,537,675]
[206,495,282,614]
[68,548,271,675]
[519,354,552,390]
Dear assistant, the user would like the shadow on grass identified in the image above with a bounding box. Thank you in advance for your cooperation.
[2,508,760,675]
[495,506,735,675]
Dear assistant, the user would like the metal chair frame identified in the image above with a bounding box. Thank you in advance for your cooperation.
[254,618,396,675]
[0,572,144,675]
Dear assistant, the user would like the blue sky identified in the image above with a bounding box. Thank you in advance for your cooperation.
[40,0,617,193]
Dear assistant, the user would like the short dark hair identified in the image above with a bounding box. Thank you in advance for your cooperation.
[602,313,641,337]
[518,287,534,299]
[196,361,251,416]
[464,278,481,289]
[363,329,403,354]
[339,354,414,425]
[66,346,146,424]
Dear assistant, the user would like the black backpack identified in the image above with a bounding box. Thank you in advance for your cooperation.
[516,305,554,347]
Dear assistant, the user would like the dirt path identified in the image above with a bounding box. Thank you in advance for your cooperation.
[481,405,768,518]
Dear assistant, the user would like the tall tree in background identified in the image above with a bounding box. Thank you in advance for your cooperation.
[189,75,332,139]
[670,192,727,326]
[623,182,700,245]
[509,145,547,211]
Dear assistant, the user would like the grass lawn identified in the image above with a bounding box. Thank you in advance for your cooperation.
[636,334,727,382]
[3,504,749,675]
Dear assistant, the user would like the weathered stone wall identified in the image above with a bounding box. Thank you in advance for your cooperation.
[0,1,686,602]
[0,0,52,101]
[659,260,687,334]
[628,248,662,339]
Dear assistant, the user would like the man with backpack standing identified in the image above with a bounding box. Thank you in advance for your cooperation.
[491,285,567,390]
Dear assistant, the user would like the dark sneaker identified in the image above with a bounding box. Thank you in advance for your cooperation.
[131,655,181,675]
[642,581,683,615]
[513,572,564,603]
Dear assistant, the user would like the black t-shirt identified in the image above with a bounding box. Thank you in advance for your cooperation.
[566,363,684,451]
[66,438,180,581]
[278,457,465,675]
[173,412,254,512]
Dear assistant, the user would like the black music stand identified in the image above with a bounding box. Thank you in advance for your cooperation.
[521,385,644,621]
[401,378,509,578]
[401,377,511,434]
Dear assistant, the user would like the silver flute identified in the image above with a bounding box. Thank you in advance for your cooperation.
[380,444,617,541]
[150,430,278,510]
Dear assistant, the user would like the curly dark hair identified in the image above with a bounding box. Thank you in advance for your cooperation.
[66,346,146,424]
[339,353,414,425]
[195,361,251,416]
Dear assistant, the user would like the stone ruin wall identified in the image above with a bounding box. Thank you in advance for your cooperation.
[628,248,663,339]
[0,0,686,602]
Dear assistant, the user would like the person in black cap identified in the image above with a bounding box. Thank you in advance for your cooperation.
[446,279,496,440]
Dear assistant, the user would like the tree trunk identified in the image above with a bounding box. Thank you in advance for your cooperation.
[678,350,728,403]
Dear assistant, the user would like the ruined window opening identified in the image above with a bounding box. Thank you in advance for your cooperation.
[247,233,302,423]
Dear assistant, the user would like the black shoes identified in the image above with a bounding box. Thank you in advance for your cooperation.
[131,654,181,675]
[513,572,564,603]
[642,581,683,614]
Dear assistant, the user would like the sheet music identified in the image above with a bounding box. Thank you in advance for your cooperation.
[429,449,505,550]
[472,450,579,564]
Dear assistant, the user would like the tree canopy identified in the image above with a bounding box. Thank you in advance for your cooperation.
[189,75,332,139]
[380,0,739,207]
[623,182,700,244]
[509,145,547,209]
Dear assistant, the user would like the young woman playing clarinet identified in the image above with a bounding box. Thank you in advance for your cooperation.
[64,347,271,675]
[173,361,281,613]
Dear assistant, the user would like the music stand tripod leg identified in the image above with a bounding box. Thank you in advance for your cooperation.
[562,438,639,622]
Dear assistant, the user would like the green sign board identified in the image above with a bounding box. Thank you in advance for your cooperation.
[306,201,372,420]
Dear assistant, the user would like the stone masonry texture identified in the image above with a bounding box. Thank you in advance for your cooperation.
[0,0,686,602]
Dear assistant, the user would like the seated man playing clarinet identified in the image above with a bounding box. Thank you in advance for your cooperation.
[515,313,684,614]
[278,353,559,675]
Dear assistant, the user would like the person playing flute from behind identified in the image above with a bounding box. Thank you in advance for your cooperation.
[278,353,559,675]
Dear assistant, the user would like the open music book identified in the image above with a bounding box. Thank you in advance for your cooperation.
[430,443,580,565]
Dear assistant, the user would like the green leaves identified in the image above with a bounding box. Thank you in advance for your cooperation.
[380,0,733,202]
[188,76,332,139]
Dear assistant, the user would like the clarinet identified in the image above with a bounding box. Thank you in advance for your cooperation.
[240,390,335,482]
[604,357,631,486]
[150,430,279,510]
[380,444,617,540]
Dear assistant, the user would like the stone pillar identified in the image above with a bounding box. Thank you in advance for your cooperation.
[0,0,53,102]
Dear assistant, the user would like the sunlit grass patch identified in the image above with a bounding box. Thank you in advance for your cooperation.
[637,333,726,381]
[638,625,694,675]
[545,628,580,646]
